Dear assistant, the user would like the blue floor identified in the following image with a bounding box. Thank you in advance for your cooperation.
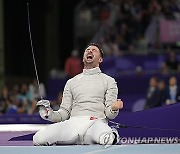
[0,144,180,154]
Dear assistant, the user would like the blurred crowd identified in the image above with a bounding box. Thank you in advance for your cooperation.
[1,0,180,115]
[0,79,45,115]
[77,0,180,56]
[161,50,180,74]
[0,78,62,115]
[1,48,180,115]
[144,76,180,109]
[143,49,180,109]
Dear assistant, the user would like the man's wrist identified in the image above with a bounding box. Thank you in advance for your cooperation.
[110,108,119,113]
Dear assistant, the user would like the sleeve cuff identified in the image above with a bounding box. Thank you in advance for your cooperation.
[110,108,119,114]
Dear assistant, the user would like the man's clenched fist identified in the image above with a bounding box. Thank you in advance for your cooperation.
[111,99,123,111]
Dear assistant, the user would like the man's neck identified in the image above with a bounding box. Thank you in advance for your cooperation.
[84,64,99,69]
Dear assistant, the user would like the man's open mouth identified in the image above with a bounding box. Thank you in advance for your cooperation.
[87,55,93,60]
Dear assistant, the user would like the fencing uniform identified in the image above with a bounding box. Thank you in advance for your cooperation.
[33,67,119,145]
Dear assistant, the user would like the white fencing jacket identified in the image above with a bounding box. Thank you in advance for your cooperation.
[47,67,119,122]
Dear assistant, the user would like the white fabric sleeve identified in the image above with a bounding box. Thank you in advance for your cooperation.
[39,106,62,122]
[41,79,73,122]
[45,110,64,122]
[104,77,119,119]
[58,79,73,121]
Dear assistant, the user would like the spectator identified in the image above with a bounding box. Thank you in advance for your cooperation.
[17,83,36,114]
[78,4,92,23]
[0,86,10,114]
[157,79,167,105]
[99,4,111,21]
[10,84,20,96]
[6,84,20,114]
[6,94,20,114]
[29,78,46,101]
[162,50,180,74]
[65,50,83,78]
[165,76,180,105]
[144,77,161,109]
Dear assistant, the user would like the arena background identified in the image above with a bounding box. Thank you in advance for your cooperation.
[0,0,180,152]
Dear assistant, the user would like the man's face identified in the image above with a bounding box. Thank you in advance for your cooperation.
[83,45,103,67]
[169,77,177,86]
[149,78,157,87]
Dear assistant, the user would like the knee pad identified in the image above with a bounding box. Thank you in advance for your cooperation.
[99,133,113,145]
[99,128,120,145]
[111,127,120,145]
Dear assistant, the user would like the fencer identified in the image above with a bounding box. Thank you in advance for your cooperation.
[33,43,123,146]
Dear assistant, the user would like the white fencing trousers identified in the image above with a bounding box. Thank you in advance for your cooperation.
[33,116,114,145]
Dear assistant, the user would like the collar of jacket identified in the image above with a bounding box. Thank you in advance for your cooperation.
[83,67,101,75]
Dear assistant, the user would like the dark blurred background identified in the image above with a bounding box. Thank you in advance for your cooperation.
[0,0,180,116]
[2,0,80,84]
[1,0,180,83]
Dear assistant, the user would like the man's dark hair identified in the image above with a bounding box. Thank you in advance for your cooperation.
[86,43,104,58]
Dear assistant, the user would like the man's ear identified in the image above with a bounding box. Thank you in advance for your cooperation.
[99,57,103,63]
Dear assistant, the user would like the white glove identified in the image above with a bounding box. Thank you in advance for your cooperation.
[36,100,50,108]
[39,106,52,119]
[37,100,51,119]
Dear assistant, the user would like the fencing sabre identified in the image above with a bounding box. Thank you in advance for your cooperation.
[26,3,43,101]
